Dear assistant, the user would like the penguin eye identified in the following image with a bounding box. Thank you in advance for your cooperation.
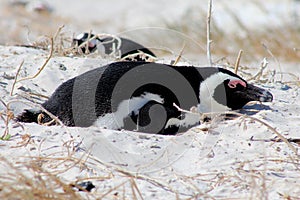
[88,38,97,48]
[227,79,246,89]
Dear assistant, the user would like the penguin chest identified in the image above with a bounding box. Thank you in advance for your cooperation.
[94,91,199,134]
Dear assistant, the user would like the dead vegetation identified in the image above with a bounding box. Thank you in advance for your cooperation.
[163,1,300,62]
[0,157,82,200]
[0,0,299,199]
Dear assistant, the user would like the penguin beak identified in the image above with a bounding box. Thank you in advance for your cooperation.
[243,84,273,102]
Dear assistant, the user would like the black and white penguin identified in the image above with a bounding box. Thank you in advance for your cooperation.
[73,33,156,61]
[17,62,273,135]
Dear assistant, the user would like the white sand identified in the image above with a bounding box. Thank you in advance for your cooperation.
[0,0,300,199]
[0,45,299,199]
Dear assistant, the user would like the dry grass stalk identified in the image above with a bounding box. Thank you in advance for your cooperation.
[84,31,93,54]
[118,169,179,196]
[0,100,14,140]
[53,25,65,42]
[177,177,215,199]
[35,105,64,126]
[97,33,122,58]
[87,154,179,196]
[72,32,125,59]
[234,50,243,74]
[96,33,122,52]
[238,113,299,157]
[165,2,300,62]
[130,179,138,200]
[7,99,64,126]
[206,0,213,66]
[247,58,269,82]
[27,92,49,100]
[172,43,186,65]
[120,51,157,62]
[17,37,54,83]
[262,42,283,81]
[25,154,88,176]
[173,103,299,158]
[260,157,268,200]
[240,113,298,157]
[10,60,24,96]
[130,178,144,200]
[235,161,268,199]
[10,133,31,148]
[173,103,197,115]
[0,157,82,200]
[53,25,66,54]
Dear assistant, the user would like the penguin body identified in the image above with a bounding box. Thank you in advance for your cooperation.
[73,33,156,61]
[17,62,273,135]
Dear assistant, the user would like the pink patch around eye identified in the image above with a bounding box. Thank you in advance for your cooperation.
[88,40,97,48]
[228,80,246,88]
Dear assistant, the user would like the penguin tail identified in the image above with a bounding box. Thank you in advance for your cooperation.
[16,109,42,123]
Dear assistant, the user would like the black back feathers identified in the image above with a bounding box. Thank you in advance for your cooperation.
[73,33,156,61]
[17,62,273,135]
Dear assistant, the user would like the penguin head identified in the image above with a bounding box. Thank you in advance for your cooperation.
[220,79,273,110]
[73,33,98,53]
[198,68,273,113]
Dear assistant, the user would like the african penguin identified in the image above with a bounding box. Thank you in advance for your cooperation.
[17,61,273,135]
[73,33,156,61]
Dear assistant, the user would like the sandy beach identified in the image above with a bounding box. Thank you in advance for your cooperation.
[0,0,299,199]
